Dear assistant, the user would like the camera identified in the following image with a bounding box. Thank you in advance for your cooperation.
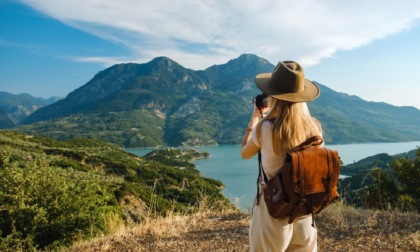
[254,94,268,109]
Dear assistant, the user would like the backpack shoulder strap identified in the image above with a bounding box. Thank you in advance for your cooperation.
[256,151,269,205]
[297,136,323,149]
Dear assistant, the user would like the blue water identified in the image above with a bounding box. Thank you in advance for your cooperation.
[126,141,420,212]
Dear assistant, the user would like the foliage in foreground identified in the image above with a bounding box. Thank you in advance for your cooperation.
[0,130,228,251]
[364,148,420,211]
[0,156,120,251]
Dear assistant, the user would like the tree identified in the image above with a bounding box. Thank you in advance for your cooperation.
[392,148,420,210]
[364,148,420,211]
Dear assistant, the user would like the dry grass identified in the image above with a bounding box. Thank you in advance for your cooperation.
[317,202,420,252]
[68,202,249,252]
[67,202,420,252]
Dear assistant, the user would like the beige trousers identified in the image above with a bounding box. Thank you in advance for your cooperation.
[249,194,317,252]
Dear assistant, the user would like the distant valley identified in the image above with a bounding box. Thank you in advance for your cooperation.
[2,54,420,147]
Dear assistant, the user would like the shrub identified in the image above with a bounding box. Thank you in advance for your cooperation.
[0,155,123,251]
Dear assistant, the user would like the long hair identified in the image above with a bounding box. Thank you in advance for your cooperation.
[256,98,321,154]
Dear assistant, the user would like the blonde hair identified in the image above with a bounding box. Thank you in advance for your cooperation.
[256,98,321,154]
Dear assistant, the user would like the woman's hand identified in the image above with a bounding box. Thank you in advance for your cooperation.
[253,103,270,118]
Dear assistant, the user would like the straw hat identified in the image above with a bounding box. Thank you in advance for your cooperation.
[255,61,320,102]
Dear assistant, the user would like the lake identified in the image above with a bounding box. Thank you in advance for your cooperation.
[126,141,420,212]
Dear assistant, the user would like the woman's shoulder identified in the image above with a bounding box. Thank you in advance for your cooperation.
[261,118,274,128]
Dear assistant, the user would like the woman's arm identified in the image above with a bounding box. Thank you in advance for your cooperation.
[241,138,260,159]
[241,105,267,159]
[241,115,260,147]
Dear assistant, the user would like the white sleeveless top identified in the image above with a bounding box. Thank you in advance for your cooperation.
[251,120,285,180]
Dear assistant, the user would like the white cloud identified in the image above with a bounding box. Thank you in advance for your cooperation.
[17,0,420,69]
[72,56,129,67]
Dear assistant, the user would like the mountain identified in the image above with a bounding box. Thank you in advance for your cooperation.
[0,91,61,128]
[309,85,420,143]
[0,110,15,128]
[16,54,420,147]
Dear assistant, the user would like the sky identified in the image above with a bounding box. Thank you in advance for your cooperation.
[1,0,420,109]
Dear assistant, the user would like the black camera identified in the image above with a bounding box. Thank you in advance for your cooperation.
[254,94,268,109]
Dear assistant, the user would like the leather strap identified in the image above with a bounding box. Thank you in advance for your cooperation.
[288,149,307,224]
[296,135,323,149]
[326,148,333,200]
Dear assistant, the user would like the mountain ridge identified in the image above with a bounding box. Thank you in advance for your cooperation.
[9,54,420,147]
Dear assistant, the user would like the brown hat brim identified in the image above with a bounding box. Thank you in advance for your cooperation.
[255,73,320,102]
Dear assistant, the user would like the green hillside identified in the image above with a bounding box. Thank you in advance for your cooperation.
[339,148,419,211]
[18,109,165,147]
[0,130,228,250]
[309,85,420,143]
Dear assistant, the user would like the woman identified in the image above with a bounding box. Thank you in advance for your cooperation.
[241,61,322,252]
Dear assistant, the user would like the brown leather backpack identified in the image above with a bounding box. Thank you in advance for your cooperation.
[257,136,340,226]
